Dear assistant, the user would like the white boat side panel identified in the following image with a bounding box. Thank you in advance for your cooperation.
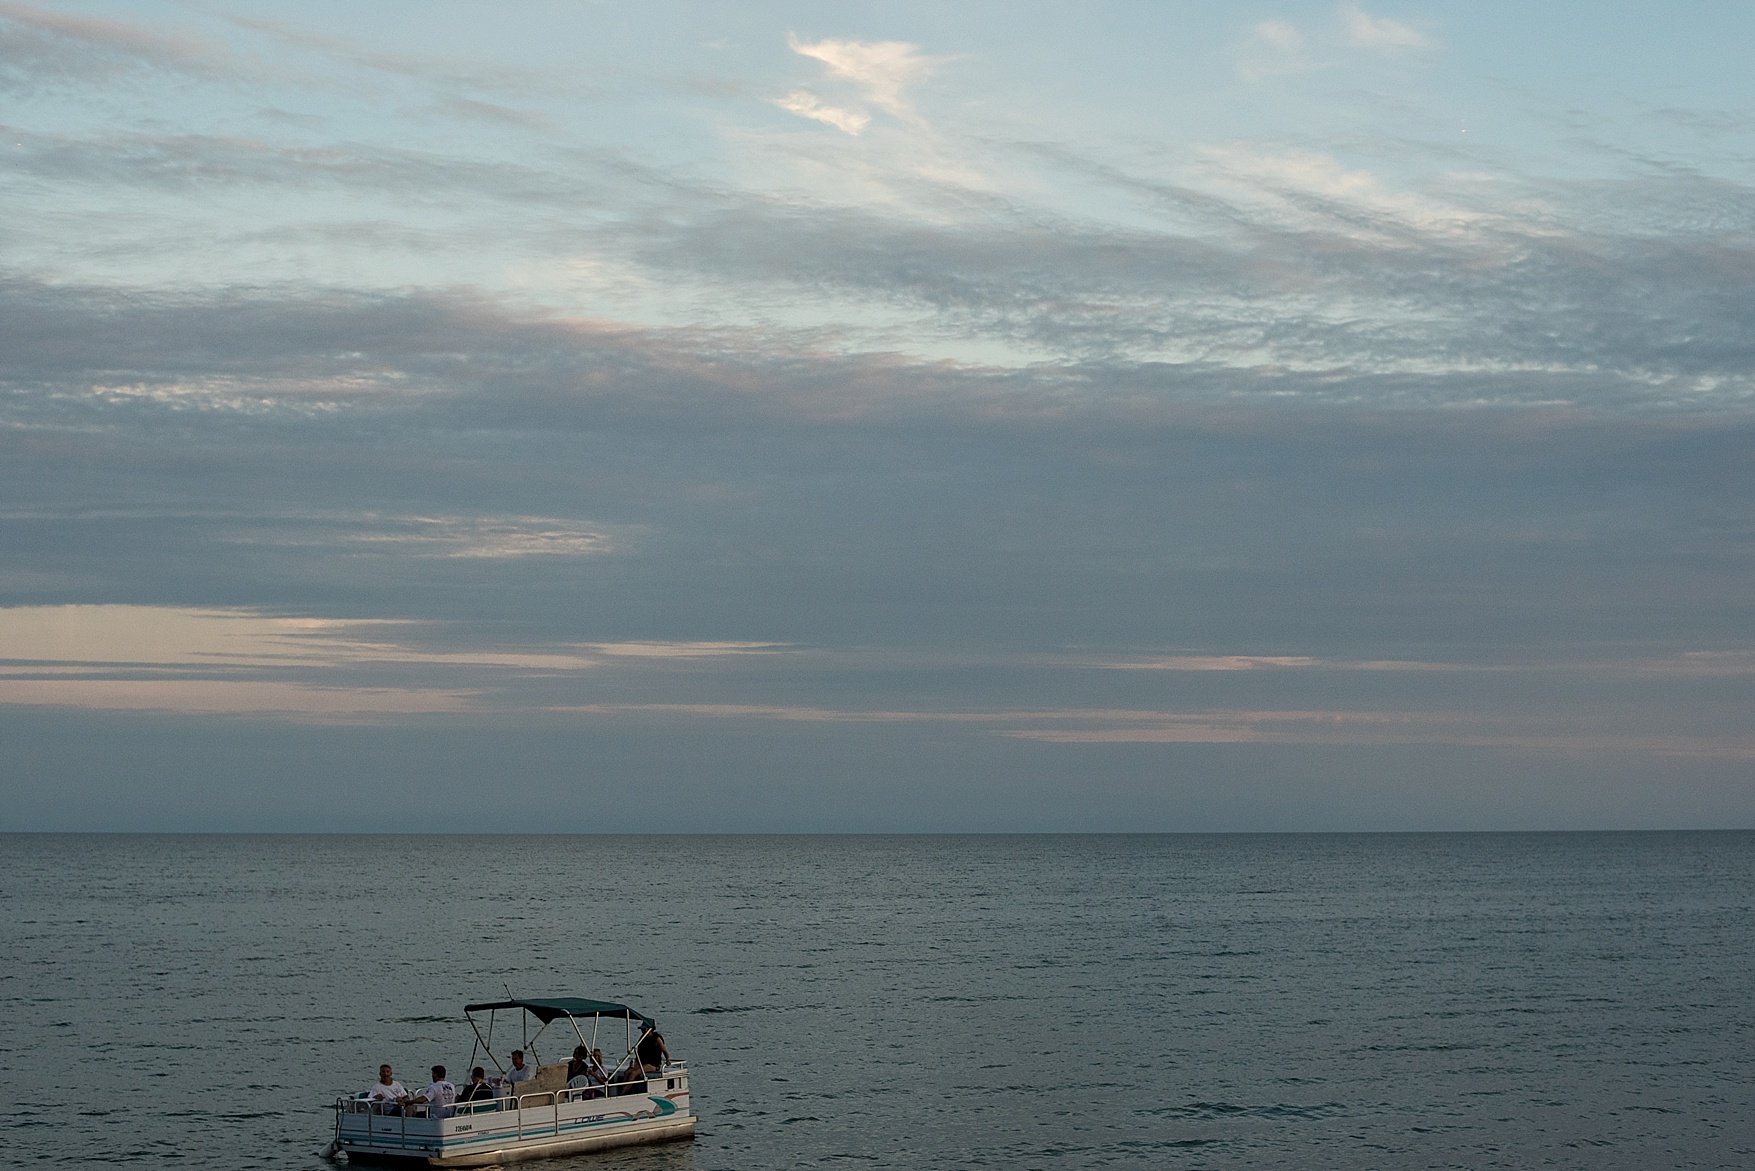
[428,1116,696,1168]
[336,1088,693,1167]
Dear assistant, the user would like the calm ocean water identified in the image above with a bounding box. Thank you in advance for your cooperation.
[2,833,1752,1170]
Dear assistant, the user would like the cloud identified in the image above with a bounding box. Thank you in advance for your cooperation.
[1,124,599,203]
[0,678,474,718]
[438,98,554,130]
[586,642,788,658]
[0,607,800,719]
[219,11,594,112]
[7,192,1755,436]
[0,605,597,671]
[786,34,932,116]
[1237,20,1313,82]
[6,135,1755,443]
[775,34,936,132]
[1253,19,1305,55]
[1067,654,1478,672]
[620,166,1755,391]
[772,88,870,136]
[1237,7,1431,82]
[0,0,235,90]
[1340,3,1433,52]
[328,516,616,559]
[10,69,1755,400]
[545,702,1755,760]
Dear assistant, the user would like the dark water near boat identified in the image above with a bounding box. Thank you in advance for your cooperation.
[3,833,1752,1170]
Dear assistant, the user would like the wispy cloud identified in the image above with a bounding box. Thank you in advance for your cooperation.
[1066,654,1479,672]
[221,11,583,103]
[1,124,599,203]
[775,33,936,134]
[0,0,235,89]
[1237,20,1313,83]
[772,88,869,135]
[786,34,933,116]
[0,678,474,718]
[1339,3,1433,52]
[330,516,616,559]
[7,602,1755,763]
[548,702,1755,759]
[1238,5,1433,82]
[586,642,787,658]
[0,606,595,671]
[0,606,801,718]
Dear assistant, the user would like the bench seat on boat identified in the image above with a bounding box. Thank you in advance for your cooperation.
[506,1063,569,1098]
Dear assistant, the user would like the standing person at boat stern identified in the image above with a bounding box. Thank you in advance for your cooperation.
[637,1024,670,1074]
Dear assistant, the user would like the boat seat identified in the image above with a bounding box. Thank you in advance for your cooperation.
[514,1063,569,1097]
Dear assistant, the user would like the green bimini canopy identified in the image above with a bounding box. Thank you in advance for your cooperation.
[465,997,655,1029]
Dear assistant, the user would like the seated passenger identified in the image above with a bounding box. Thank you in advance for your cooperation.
[565,1049,607,1098]
[366,1064,409,1114]
[413,1065,457,1119]
[501,1049,533,1090]
[457,1067,496,1109]
[609,1061,646,1097]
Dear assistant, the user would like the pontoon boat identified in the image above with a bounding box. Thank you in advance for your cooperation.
[326,997,694,1166]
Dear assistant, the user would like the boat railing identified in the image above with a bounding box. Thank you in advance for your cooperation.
[335,1064,687,1133]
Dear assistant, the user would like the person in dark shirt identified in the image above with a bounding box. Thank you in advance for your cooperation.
[457,1067,496,1109]
[566,1045,591,1084]
[635,1025,670,1075]
[565,1046,606,1098]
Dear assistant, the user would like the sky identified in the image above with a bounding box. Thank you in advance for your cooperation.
[4,0,1755,831]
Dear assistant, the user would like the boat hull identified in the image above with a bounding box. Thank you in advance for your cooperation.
[336,1071,694,1168]
[344,1115,696,1167]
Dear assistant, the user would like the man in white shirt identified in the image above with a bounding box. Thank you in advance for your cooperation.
[414,1065,457,1119]
[366,1065,408,1114]
[502,1049,533,1091]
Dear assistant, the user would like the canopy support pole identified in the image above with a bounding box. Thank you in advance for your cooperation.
[467,1012,506,1076]
[528,1019,551,1067]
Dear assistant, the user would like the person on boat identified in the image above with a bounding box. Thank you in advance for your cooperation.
[636,1024,671,1075]
[566,1045,591,1082]
[502,1049,533,1089]
[414,1065,457,1119]
[366,1064,409,1113]
[458,1067,497,1109]
[609,1060,647,1097]
[566,1046,607,1098]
